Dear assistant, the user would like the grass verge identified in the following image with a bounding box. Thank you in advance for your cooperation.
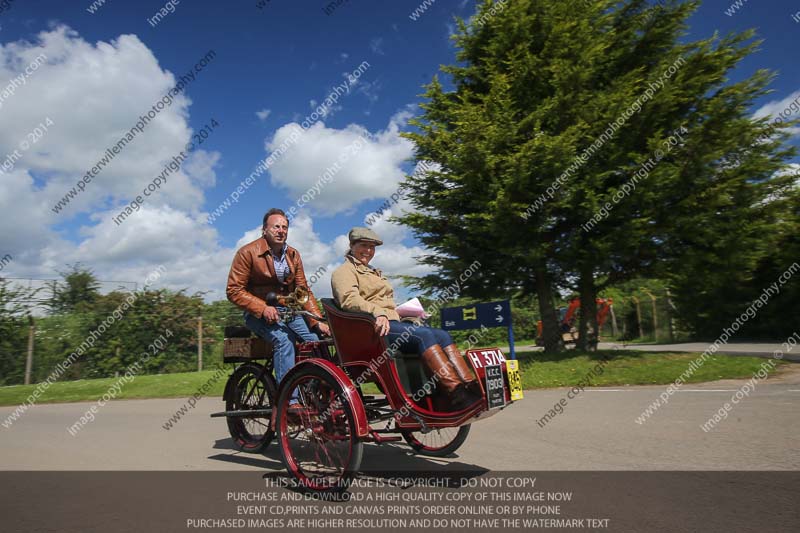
[0,367,229,407]
[516,349,785,389]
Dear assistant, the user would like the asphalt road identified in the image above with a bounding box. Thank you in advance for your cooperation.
[2,365,798,472]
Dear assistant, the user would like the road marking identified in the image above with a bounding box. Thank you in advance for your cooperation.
[679,390,736,392]
[788,390,800,392]
[581,389,738,392]
[581,389,737,392]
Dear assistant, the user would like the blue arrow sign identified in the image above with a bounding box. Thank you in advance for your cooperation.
[441,300,511,330]
[440,300,515,359]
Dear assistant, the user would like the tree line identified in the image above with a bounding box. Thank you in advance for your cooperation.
[0,266,241,386]
[398,0,799,351]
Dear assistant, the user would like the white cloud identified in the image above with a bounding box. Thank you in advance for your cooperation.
[753,90,800,137]
[183,150,221,188]
[267,111,415,216]
[255,108,271,121]
[0,26,218,218]
[0,26,226,298]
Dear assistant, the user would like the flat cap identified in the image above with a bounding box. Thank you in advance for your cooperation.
[348,227,383,245]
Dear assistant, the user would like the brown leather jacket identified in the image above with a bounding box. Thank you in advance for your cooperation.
[226,237,322,329]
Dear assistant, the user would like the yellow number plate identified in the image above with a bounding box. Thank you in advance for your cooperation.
[506,360,524,401]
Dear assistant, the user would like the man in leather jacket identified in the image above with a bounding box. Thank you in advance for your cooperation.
[226,208,329,385]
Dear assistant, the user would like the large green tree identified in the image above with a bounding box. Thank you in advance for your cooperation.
[400,0,796,350]
[49,263,101,314]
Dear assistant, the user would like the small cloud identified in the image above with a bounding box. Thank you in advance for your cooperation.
[310,97,340,119]
[370,37,384,55]
[356,78,382,104]
[336,52,349,64]
[446,21,458,44]
[255,109,271,121]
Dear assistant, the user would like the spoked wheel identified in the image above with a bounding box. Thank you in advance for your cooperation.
[226,363,277,453]
[401,425,470,457]
[277,366,363,492]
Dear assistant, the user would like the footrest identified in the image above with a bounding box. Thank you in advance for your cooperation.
[210,408,273,418]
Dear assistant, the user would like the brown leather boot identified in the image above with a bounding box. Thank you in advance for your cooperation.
[422,345,481,411]
[443,344,483,400]
[442,344,478,384]
[420,345,461,393]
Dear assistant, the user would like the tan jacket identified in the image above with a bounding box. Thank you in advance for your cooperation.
[331,255,401,321]
[226,237,322,328]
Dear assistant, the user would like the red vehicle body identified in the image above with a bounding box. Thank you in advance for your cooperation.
[536,298,613,345]
[213,298,523,491]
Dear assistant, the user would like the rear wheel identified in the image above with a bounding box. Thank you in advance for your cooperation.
[277,365,363,491]
[402,425,470,457]
[226,363,277,453]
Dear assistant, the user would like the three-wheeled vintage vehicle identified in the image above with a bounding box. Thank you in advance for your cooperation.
[212,289,523,491]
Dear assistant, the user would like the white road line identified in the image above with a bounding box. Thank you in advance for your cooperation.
[583,389,738,392]
[788,390,800,392]
[680,390,736,392]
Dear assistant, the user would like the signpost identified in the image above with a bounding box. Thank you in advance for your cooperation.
[440,300,516,359]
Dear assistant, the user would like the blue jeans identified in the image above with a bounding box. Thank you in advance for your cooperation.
[244,309,318,385]
[385,320,453,354]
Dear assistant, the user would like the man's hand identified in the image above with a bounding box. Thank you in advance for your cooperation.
[316,323,331,337]
[262,305,280,323]
[375,315,390,336]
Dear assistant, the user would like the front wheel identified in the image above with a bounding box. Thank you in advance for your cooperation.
[402,425,470,457]
[277,365,363,491]
[226,363,277,453]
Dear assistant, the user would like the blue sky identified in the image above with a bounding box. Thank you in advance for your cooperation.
[0,0,798,303]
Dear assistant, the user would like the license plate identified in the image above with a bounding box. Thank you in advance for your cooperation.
[505,360,524,401]
[467,348,506,370]
[485,364,506,409]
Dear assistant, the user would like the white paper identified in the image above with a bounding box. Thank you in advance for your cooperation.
[395,297,429,318]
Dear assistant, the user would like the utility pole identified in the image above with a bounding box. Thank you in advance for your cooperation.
[197,316,203,372]
[24,316,34,385]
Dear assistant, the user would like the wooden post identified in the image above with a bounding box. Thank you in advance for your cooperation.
[641,288,658,342]
[632,296,644,339]
[609,304,619,337]
[197,316,203,372]
[24,316,34,385]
